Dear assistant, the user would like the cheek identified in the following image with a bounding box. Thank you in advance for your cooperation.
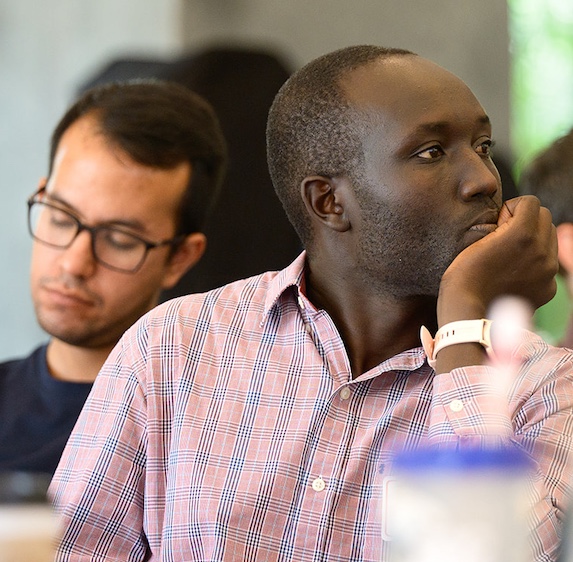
[396,199,459,250]
[30,244,57,281]
[101,266,166,307]
[379,169,465,243]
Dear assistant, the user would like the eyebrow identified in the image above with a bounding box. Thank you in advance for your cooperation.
[403,115,492,141]
[44,190,148,233]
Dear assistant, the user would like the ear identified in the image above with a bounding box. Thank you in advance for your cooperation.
[160,233,207,289]
[300,175,351,232]
[557,223,573,274]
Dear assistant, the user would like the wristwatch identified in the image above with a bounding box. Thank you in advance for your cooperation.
[420,319,494,369]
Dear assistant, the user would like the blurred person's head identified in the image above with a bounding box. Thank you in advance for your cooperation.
[519,129,573,279]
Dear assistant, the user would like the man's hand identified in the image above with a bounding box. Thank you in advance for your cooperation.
[437,195,558,327]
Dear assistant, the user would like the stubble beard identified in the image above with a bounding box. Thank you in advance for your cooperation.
[353,191,460,300]
[34,291,158,350]
[35,308,122,349]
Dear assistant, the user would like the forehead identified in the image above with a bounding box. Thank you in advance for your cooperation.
[339,55,490,138]
[48,114,190,233]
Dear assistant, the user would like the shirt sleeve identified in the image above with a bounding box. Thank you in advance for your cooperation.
[49,321,151,562]
[428,339,573,562]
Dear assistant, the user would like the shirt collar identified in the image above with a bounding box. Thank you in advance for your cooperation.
[261,250,430,374]
[262,251,307,322]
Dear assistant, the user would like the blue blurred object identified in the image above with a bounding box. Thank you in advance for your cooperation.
[392,445,534,473]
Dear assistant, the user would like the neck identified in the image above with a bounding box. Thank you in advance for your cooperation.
[46,339,115,383]
[305,261,437,378]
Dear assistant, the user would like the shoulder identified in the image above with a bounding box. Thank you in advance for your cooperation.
[0,345,48,381]
[141,271,280,333]
[112,272,284,363]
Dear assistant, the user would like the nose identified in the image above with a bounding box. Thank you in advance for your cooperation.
[57,230,97,278]
[458,152,501,202]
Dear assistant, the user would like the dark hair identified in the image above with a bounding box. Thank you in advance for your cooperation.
[519,128,573,226]
[266,45,415,245]
[49,79,227,235]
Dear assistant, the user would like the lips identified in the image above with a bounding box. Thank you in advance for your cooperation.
[461,210,499,248]
[468,210,499,233]
[468,222,498,235]
[41,284,96,307]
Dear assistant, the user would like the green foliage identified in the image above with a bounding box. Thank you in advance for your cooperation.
[509,0,573,178]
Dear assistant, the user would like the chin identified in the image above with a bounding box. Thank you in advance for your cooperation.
[39,319,89,347]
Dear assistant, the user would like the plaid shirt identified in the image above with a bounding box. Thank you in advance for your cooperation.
[50,253,573,561]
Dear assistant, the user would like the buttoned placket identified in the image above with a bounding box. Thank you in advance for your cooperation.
[295,290,357,503]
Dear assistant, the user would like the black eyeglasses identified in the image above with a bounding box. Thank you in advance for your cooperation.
[27,188,184,273]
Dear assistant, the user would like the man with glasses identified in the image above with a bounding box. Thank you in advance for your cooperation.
[0,80,226,474]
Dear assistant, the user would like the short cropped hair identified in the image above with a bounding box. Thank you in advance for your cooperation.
[519,129,573,226]
[50,80,227,235]
[266,45,415,245]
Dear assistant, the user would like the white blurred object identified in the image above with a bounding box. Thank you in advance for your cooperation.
[0,472,57,562]
[487,295,533,402]
[488,295,533,365]
[387,448,532,562]
[0,504,57,562]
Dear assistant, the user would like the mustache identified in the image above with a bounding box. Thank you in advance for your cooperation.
[38,274,102,305]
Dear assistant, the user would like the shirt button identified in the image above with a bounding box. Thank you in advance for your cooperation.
[312,477,326,492]
[449,399,464,412]
[305,323,313,334]
[340,387,351,400]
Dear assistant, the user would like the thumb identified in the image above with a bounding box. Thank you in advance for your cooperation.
[497,195,540,227]
[497,199,516,226]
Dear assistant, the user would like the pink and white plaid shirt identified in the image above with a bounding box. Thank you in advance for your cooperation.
[50,253,573,561]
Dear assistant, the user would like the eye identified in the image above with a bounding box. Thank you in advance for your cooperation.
[48,207,77,230]
[100,228,142,251]
[475,139,495,157]
[416,145,444,160]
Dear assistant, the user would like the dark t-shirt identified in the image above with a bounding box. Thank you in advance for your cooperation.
[0,345,93,474]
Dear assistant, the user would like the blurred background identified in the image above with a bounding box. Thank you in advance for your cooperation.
[1,0,572,360]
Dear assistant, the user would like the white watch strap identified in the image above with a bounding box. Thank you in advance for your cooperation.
[420,319,493,369]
